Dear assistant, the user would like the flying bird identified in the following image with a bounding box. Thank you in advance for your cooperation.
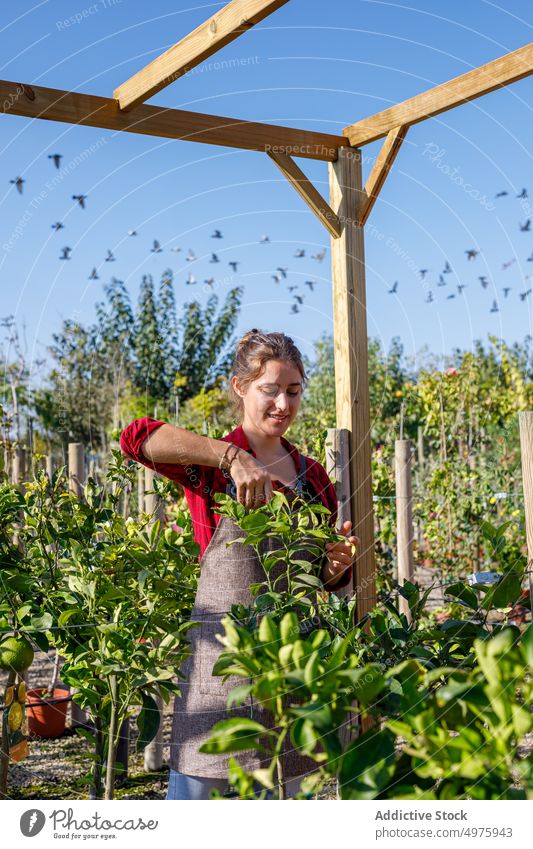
[294,294,304,305]
[502,259,516,270]
[170,246,182,253]
[127,229,138,237]
[186,272,197,285]
[211,229,223,239]
[479,276,489,289]
[457,284,467,294]
[520,289,532,302]
[290,304,300,314]
[272,274,281,284]
[517,188,528,199]
[294,249,305,258]
[210,253,220,263]
[442,261,452,274]
[503,287,511,298]
[304,280,315,291]
[48,153,62,169]
[437,274,447,287]
[519,219,531,231]
[465,249,479,261]
[527,252,533,262]
[10,177,25,194]
[186,249,196,262]
[495,190,508,198]
[229,261,240,273]
[447,293,456,300]
[419,269,429,280]
[59,247,71,260]
[151,240,162,253]
[204,277,215,288]
[490,300,499,313]
[425,291,434,303]
[51,222,64,231]
[89,268,99,280]
[72,194,87,209]
[277,267,288,279]
[288,285,298,292]
[388,281,398,294]
[260,234,270,243]
[311,249,326,263]
[105,249,115,262]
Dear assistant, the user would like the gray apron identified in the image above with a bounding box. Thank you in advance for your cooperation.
[170,454,322,779]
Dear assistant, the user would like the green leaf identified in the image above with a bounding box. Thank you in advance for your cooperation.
[31,612,53,630]
[199,718,273,754]
[136,691,161,752]
[339,728,396,799]
[444,582,479,610]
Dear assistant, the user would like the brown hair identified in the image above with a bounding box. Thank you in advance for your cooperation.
[228,329,307,420]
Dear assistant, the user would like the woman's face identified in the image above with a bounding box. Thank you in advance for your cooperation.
[233,359,303,438]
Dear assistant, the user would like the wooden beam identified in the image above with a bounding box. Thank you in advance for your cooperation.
[114,0,289,111]
[356,124,407,226]
[267,150,342,238]
[0,80,347,162]
[328,147,376,621]
[344,42,533,146]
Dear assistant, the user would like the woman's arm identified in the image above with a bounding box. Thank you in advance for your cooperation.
[123,419,274,509]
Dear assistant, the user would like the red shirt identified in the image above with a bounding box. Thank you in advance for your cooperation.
[119,417,352,589]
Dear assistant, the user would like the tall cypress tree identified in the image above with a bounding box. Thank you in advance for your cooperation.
[157,268,179,400]
[132,274,168,400]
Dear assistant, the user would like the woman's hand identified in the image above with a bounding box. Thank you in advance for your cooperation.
[321,520,358,589]
[230,449,274,510]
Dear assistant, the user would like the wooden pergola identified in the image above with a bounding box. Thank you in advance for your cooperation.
[3,0,532,618]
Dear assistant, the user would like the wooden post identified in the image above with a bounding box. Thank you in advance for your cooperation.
[329,146,376,621]
[137,468,145,515]
[518,413,533,612]
[68,443,85,499]
[68,443,88,728]
[395,440,415,622]
[143,466,165,771]
[45,454,54,481]
[325,428,352,597]
[325,427,358,762]
[12,446,26,491]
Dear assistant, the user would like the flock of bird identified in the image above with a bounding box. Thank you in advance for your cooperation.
[388,187,532,313]
[7,156,533,316]
[8,154,328,315]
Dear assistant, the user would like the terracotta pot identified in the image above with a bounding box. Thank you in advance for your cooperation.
[26,687,71,738]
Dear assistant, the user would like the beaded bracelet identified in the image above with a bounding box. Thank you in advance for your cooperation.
[218,442,240,474]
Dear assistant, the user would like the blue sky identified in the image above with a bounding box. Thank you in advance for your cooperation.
[1,0,532,380]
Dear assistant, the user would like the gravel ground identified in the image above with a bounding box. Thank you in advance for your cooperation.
[1,650,174,800]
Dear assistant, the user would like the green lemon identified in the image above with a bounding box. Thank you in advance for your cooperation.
[8,701,23,732]
[0,637,34,673]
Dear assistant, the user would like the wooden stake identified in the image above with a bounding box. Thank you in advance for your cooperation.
[328,147,376,622]
[68,443,85,499]
[137,467,145,515]
[325,428,352,597]
[395,440,415,623]
[518,413,533,612]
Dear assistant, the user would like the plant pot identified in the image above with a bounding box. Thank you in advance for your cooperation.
[26,687,71,738]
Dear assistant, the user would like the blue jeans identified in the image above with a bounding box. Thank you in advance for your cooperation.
[166,770,229,800]
[165,769,303,799]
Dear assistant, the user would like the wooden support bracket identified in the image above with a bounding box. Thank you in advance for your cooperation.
[355,125,408,226]
[267,150,342,238]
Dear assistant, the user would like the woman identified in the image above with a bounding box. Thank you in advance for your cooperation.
[120,330,357,799]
